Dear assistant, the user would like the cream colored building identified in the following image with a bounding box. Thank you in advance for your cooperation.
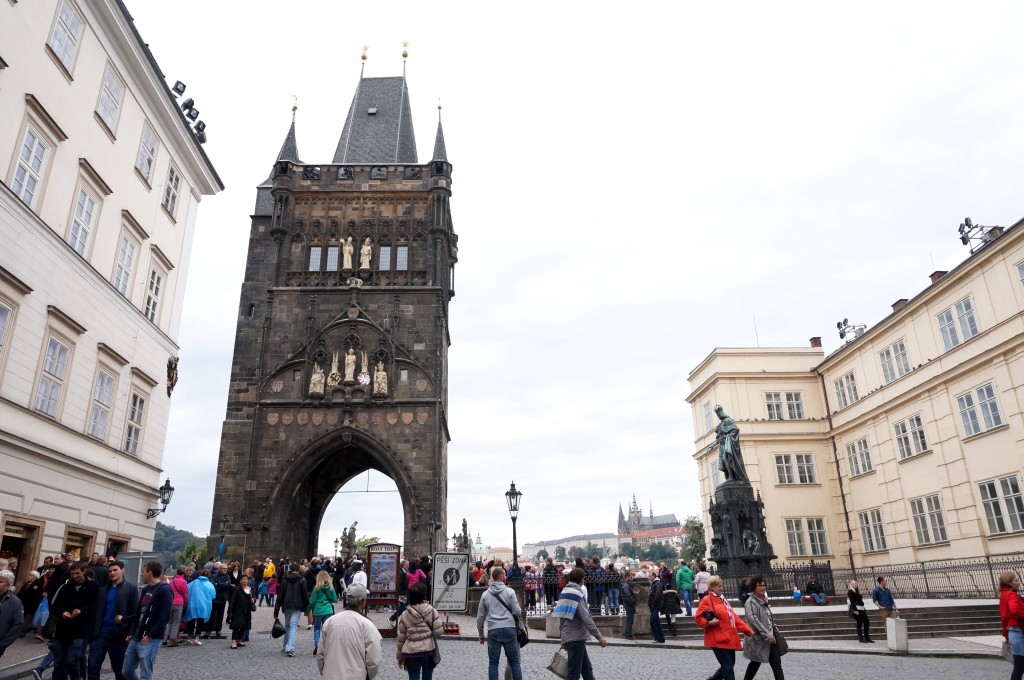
[0,0,222,583]
[688,219,1024,570]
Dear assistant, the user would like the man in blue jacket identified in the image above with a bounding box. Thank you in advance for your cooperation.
[87,560,139,680]
[122,562,171,680]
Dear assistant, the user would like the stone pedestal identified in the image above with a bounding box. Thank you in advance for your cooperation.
[886,617,908,652]
[632,578,651,636]
[708,481,776,579]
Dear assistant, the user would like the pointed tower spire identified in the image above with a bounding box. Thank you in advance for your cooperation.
[649,503,654,518]
[263,104,302,183]
[432,102,448,162]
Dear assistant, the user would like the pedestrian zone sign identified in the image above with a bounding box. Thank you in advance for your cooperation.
[431,552,469,612]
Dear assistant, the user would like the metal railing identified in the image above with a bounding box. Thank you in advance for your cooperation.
[506,571,629,617]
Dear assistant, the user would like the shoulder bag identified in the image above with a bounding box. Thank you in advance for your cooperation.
[495,591,529,647]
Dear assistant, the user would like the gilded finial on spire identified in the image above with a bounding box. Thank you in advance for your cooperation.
[361,45,368,61]
[402,41,408,60]
[289,94,298,116]
[437,98,442,120]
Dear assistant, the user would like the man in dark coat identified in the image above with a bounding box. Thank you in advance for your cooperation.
[50,562,99,678]
[273,564,309,656]
[122,561,172,680]
[205,563,230,639]
[0,569,24,659]
[87,560,138,680]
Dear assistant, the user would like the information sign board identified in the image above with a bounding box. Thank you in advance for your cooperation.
[431,552,469,612]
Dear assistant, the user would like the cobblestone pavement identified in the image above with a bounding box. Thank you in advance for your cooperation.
[2,604,1008,679]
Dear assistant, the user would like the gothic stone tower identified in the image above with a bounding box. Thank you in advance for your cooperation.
[209,71,457,561]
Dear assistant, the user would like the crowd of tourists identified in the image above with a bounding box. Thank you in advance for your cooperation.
[2,550,1022,680]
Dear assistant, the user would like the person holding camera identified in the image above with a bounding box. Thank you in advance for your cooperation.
[695,575,753,680]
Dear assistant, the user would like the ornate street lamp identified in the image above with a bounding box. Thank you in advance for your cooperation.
[505,482,522,578]
[217,514,228,561]
[146,479,175,519]
[334,537,340,560]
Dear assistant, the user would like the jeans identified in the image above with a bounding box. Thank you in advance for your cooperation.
[313,613,333,647]
[88,631,128,680]
[487,627,522,680]
[649,605,665,642]
[1011,627,1024,680]
[405,656,434,680]
[682,589,693,616]
[609,587,620,610]
[810,593,826,604]
[623,604,635,637]
[742,641,784,680]
[122,638,160,680]
[710,647,737,680]
[52,638,86,680]
[564,639,596,680]
[282,610,301,652]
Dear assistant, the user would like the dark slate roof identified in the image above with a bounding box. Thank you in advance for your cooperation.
[640,514,679,527]
[333,77,418,164]
[263,114,302,183]
[432,119,447,161]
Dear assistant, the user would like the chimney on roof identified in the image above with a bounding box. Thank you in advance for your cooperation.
[929,271,948,284]
[809,336,822,348]
[892,299,909,312]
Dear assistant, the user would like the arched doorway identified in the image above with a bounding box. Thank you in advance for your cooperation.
[317,471,403,558]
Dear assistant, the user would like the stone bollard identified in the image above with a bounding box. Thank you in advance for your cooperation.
[632,577,651,636]
[886,617,908,652]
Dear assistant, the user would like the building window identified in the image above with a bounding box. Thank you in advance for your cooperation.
[910,494,948,545]
[325,246,339,271]
[846,438,872,477]
[35,336,71,417]
[12,127,49,208]
[979,475,1024,535]
[858,508,887,552]
[879,338,911,384]
[400,369,409,381]
[834,371,859,409]
[786,392,804,419]
[87,369,116,440]
[894,414,928,459]
[49,0,84,72]
[796,453,816,484]
[124,392,146,455]
[0,302,11,363]
[711,458,721,489]
[396,245,409,271]
[162,165,181,216]
[144,268,163,323]
[113,233,138,296]
[96,64,124,131]
[68,183,99,256]
[703,402,714,432]
[807,518,829,556]
[1018,262,1024,288]
[135,124,158,183]
[308,246,322,271]
[957,382,1003,437]
[785,519,807,556]
[938,296,979,350]
[775,455,795,484]
[379,245,392,271]
[765,392,783,420]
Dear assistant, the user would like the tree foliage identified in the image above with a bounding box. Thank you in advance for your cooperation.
[153,522,207,568]
[682,514,707,563]
[352,535,381,560]
[645,541,678,562]
[536,549,549,561]
[619,542,638,558]
[554,546,567,562]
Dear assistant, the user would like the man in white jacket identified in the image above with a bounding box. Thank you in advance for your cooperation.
[476,567,523,680]
[317,583,382,680]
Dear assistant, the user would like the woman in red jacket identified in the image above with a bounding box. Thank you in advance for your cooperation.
[1000,570,1024,680]
[695,575,753,680]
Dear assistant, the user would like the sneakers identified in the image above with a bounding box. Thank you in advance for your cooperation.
[286,650,296,657]
[307,624,312,630]
[313,645,318,655]
[32,670,43,680]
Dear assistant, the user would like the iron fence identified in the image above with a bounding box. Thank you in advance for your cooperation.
[709,552,1024,599]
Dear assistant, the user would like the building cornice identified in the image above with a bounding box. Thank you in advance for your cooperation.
[0,265,32,295]
[78,158,113,196]
[24,94,69,141]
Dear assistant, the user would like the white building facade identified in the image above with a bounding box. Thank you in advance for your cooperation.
[0,0,222,583]
[688,220,1024,570]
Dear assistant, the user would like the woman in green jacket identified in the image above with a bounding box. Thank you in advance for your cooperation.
[306,570,338,654]
[675,563,695,616]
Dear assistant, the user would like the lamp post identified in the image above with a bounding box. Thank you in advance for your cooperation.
[505,482,522,578]
[146,478,175,519]
[217,514,228,561]
[334,537,339,561]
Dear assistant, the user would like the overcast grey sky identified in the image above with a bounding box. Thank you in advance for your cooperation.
[136,1,1024,556]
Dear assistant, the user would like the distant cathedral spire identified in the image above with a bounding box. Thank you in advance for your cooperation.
[263,105,302,182]
[432,103,447,162]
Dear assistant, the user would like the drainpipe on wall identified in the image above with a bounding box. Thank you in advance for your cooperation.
[817,370,857,577]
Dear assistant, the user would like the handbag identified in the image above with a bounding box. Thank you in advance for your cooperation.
[546,650,569,678]
[495,590,529,647]
[271,617,285,638]
[431,611,442,667]
[773,626,789,656]
[1003,640,1014,663]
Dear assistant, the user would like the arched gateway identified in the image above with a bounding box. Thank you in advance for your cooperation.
[208,69,457,562]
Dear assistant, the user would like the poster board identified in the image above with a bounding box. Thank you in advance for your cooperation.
[364,543,401,639]
[431,552,469,612]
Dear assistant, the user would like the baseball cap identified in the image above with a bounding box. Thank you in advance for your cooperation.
[345,582,369,605]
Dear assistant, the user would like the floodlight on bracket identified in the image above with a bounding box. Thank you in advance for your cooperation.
[958,217,1004,254]
[836,318,866,343]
